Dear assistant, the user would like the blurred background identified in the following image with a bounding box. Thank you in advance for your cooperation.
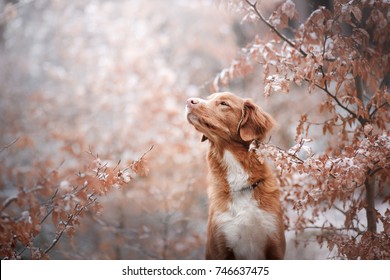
[0,0,336,259]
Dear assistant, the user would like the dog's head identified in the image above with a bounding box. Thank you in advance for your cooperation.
[185,92,275,144]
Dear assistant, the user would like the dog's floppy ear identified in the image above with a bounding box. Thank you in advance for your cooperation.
[201,135,208,142]
[237,99,275,142]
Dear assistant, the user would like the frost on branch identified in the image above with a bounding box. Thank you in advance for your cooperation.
[218,0,390,259]
[251,133,390,259]
[0,147,152,259]
[269,0,298,29]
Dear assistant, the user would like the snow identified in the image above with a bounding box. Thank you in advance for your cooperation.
[282,0,296,19]
[272,18,281,26]
[59,180,70,191]
[120,171,131,183]
[2,196,17,208]
[21,211,32,224]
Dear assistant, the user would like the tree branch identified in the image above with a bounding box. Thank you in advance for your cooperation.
[332,204,347,215]
[245,0,307,57]
[364,177,377,233]
[305,77,368,126]
[245,0,369,127]
[291,225,363,234]
[244,0,364,126]
[44,196,97,255]
[0,137,19,153]
[355,75,364,101]
[39,189,59,225]
[254,140,337,179]
[1,196,17,212]
[137,145,154,162]
[303,115,354,127]
[370,101,389,118]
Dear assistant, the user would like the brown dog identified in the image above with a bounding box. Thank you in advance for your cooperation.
[186,92,285,260]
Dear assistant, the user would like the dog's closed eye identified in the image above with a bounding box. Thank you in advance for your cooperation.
[220,101,230,107]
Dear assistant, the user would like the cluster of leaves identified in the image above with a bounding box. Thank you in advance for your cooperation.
[217,0,389,259]
[252,134,389,190]
[0,143,150,259]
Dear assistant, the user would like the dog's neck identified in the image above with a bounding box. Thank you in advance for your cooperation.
[207,142,263,193]
[209,139,250,157]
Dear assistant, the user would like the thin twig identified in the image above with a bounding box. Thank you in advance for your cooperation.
[130,145,154,167]
[0,137,19,153]
[291,225,363,234]
[303,77,367,126]
[113,159,121,171]
[44,197,97,254]
[1,197,17,212]
[332,204,347,215]
[139,145,154,160]
[303,118,352,127]
[39,189,59,225]
[370,101,389,118]
[257,140,337,179]
[15,188,59,257]
[245,0,369,126]
[245,0,307,57]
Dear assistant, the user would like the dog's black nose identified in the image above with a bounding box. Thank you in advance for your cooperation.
[187,98,199,106]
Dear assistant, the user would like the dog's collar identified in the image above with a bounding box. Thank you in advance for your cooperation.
[233,179,262,193]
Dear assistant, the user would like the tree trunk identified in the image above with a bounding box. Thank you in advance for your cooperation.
[365,177,377,233]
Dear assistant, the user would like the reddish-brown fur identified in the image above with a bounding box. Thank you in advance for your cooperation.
[186,92,286,260]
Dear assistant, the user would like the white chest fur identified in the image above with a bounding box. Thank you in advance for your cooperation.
[216,151,277,259]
